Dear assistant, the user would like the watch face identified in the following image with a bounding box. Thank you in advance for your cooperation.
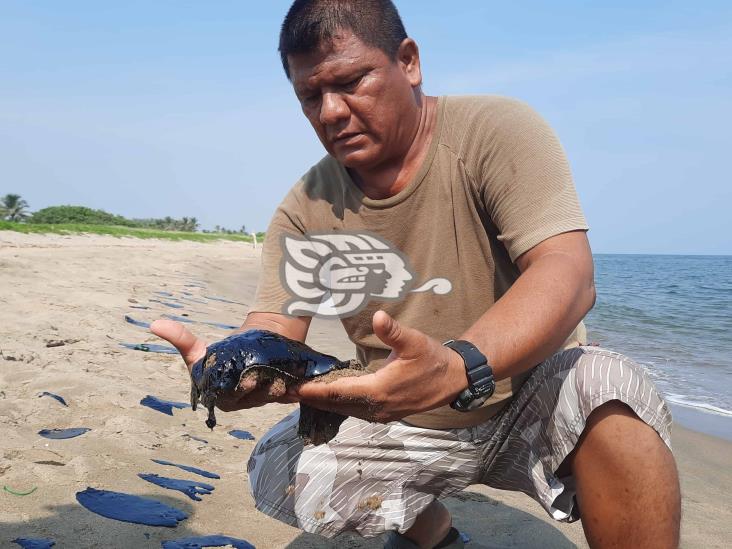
[451,389,491,412]
[472,378,496,399]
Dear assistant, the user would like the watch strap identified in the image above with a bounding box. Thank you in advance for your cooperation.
[444,339,495,412]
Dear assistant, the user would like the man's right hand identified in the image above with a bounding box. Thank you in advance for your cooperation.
[150,318,298,411]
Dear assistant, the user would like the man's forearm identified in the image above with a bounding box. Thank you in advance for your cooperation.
[237,311,311,343]
[460,250,596,381]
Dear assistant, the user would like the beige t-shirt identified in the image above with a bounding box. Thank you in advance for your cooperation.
[252,95,589,429]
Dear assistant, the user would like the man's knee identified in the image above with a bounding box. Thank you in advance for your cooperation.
[575,399,679,506]
[572,400,680,547]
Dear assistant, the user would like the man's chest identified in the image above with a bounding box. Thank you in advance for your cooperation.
[287,167,514,338]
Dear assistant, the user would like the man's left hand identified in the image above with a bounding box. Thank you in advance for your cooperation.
[290,310,469,422]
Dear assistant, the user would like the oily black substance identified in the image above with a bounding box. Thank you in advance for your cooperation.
[189,330,365,445]
[138,473,214,501]
[151,459,220,480]
[75,487,187,527]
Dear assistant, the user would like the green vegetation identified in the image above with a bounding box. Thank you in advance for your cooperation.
[136,216,200,232]
[0,195,266,243]
[213,224,248,234]
[0,220,262,242]
[29,206,202,232]
[30,205,137,226]
[1,194,30,221]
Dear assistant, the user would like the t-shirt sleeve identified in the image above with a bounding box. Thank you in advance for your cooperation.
[250,188,306,315]
[478,99,588,262]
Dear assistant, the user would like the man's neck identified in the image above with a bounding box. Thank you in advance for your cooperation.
[349,95,438,200]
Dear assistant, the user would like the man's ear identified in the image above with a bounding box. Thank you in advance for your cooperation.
[397,38,422,88]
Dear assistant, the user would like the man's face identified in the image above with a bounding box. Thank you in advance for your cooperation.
[288,30,421,170]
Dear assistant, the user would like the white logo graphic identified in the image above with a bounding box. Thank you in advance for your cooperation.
[281,232,452,318]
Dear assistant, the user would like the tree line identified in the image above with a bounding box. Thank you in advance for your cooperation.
[0,194,248,234]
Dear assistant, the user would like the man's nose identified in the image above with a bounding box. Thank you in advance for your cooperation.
[319,92,349,126]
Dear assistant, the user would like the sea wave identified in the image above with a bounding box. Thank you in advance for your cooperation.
[664,393,732,417]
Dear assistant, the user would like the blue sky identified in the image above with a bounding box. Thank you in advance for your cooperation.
[1,1,730,254]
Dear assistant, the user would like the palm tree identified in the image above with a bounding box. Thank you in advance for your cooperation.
[2,194,30,221]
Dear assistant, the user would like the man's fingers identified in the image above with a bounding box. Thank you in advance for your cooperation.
[372,310,424,358]
[294,373,395,421]
[150,319,207,367]
[292,375,376,407]
[237,370,260,394]
[218,382,298,411]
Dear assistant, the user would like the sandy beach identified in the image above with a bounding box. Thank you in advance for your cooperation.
[1,232,730,548]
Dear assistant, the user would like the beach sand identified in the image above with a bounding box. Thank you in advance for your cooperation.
[1,232,729,548]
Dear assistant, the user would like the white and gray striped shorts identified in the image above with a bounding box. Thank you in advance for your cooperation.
[247,346,672,538]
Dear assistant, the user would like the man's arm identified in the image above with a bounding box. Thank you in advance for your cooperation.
[241,311,310,342]
[462,229,595,381]
[292,230,595,421]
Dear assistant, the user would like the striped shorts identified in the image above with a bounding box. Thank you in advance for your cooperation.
[247,346,672,538]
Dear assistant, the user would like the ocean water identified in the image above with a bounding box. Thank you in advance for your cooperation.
[585,254,732,417]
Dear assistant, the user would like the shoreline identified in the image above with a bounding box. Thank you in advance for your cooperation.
[669,403,732,442]
[1,231,730,548]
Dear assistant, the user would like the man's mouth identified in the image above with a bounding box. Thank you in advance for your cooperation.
[333,132,362,145]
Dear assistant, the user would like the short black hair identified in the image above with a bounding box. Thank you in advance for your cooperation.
[279,0,408,79]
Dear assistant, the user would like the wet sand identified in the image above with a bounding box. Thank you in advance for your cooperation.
[0,232,729,548]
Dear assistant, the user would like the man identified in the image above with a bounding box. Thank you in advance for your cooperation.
[153,1,681,547]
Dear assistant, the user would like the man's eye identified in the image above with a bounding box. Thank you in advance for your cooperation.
[342,76,362,90]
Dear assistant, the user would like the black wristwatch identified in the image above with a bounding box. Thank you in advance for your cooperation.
[443,339,495,412]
